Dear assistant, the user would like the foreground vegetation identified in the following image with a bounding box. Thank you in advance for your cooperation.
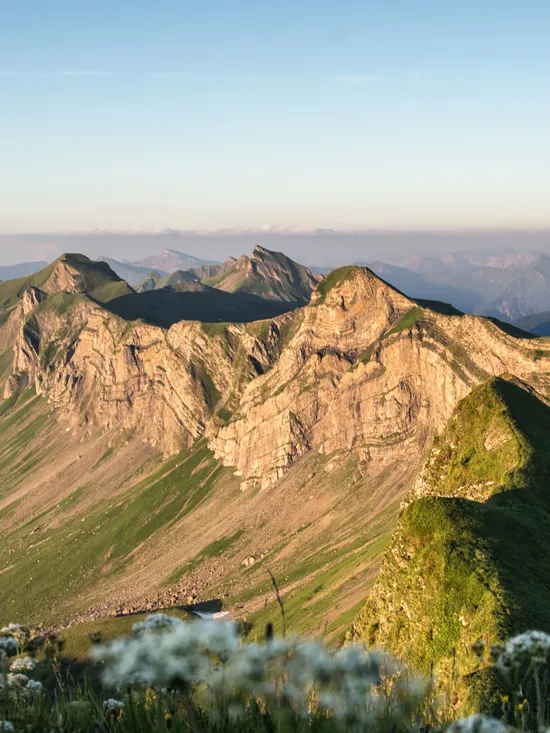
[2,616,550,733]
[351,379,550,710]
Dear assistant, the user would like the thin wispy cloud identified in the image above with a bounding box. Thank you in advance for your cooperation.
[0,70,112,78]
[330,74,378,83]
[60,71,112,77]
[141,72,184,78]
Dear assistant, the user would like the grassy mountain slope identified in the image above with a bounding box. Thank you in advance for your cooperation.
[350,378,550,710]
[0,374,413,644]
[153,270,200,289]
[0,253,133,310]
[104,285,294,326]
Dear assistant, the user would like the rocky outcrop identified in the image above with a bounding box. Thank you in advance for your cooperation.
[3,287,48,397]
[191,257,238,282]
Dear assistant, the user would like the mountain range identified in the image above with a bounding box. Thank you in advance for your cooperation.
[0,261,49,281]
[2,245,550,711]
[378,249,550,322]
[7,247,550,327]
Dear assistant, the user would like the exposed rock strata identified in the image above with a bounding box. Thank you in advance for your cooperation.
[3,267,550,487]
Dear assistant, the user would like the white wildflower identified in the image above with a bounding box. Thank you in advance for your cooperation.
[103,699,125,714]
[0,637,18,657]
[318,691,339,710]
[25,680,43,695]
[10,656,36,672]
[67,701,90,711]
[94,619,240,688]
[494,631,550,673]
[0,722,14,733]
[7,673,28,688]
[94,619,429,725]
[132,613,184,635]
[0,625,22,634]
[447,714,508,733]
[334,644,384,685]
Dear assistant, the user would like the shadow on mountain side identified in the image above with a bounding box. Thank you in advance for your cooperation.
[414,298,464,316]
[427,380,550,633]
[180,599,224,614]
[486,317,534,339]
[103,288,296,327]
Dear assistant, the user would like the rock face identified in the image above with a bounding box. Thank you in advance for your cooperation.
[191,257,238,283]
[3,264,550,491]
[135,248,317,306]
[203,246,321,304]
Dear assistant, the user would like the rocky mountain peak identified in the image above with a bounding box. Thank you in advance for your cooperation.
[235,254,251,270]
[311,265,409,309]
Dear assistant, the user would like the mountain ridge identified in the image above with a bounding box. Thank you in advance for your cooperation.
[2,254,550,650]
[350,377,550,711]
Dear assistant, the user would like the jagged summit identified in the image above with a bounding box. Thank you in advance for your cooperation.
[204,245,320,304]
[133,247,317,306]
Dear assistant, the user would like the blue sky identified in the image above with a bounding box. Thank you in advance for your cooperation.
[1,0,549,233]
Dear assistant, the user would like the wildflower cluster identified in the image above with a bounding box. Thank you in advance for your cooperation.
[103,699,125,719]
[0,625,28,655]
[9,657,36,673]
[0,671,43,698]
[447,714,508,733]
[0,637,18,659]
[93,615,429,728]
[491,631,550,675]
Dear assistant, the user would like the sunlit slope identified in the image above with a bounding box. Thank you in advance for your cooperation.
[351,378,550,710]
[0,381,414,642]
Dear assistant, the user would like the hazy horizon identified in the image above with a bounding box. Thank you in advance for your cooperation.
[2,228,550,269]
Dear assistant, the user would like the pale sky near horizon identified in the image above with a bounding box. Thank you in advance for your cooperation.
[1,0,549,233]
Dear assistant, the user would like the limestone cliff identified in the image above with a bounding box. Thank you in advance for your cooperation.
[3,264,550,487]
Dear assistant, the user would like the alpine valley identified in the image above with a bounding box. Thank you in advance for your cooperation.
[2,246,550,708]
